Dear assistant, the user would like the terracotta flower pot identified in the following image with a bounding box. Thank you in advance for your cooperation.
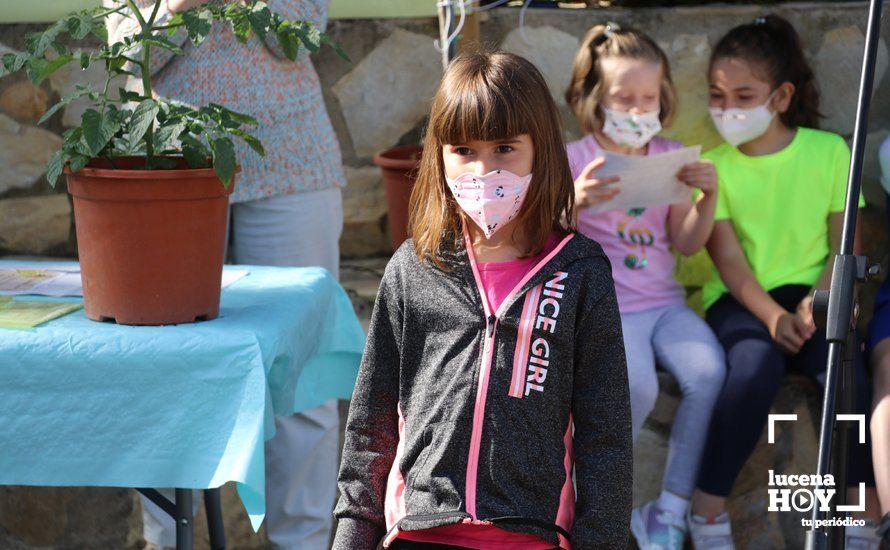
[67,157,234,325]
[373,145,422,251]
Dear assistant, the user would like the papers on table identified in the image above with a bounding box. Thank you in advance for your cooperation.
[0,266,250,297]
[0,268,82,296]
[586,145,702,213]
[0,297,83,329]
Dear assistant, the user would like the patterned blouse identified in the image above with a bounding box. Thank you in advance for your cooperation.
[105,0,346,203]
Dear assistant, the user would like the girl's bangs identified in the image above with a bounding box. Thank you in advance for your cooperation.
[433,77,532,145]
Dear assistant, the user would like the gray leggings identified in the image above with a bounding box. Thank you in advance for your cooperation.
[622,303,726,498]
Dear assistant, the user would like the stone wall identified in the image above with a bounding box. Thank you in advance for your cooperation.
[1,3,889,549]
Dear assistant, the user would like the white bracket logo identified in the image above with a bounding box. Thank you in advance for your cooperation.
[766,413,866,512]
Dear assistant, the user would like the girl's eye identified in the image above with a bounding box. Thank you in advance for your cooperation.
[738,96,755,102]
[454,147,473,156]
[495,145,514,154]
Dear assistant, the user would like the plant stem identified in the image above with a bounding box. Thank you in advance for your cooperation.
[126,0,156,164]
[93,4,129,20]
[142,42,154,163]
[124,0,147,28]
[146,0,162,27]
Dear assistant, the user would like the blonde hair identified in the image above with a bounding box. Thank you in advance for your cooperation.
[409,51,575,269]
[565,23,678,135]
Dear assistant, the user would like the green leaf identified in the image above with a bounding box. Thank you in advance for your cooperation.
[142,35,184,55]
[229,129,265,157]
[68,154,90,174]
[210,136,236,187]
[232,15,251,44]
[82,108,120,156]
[1,52,26,75]
[182,9,213,46]
[28,54,73,85]
[37,86,94,125]
[66,13,93,40]
[210,103,257,127]
[154,120,187,151]
[118,88,143,103]
[180,133,209,168]
[247,3,271,40]
[127,99,159,150]
[29,20,66,57]
[112,136,134,155]
[45,150,65,187]
[294,23,321,52]
[322,34,351,63]
[276,27,299,61]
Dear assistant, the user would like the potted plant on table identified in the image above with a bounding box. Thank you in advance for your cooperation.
[1,0,346,325]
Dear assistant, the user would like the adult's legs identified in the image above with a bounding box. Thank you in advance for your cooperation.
[140,189,344,549]
[231,189,344,549]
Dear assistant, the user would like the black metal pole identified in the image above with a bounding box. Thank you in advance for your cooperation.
[175,488,194,550]
[805,0,883,547]
[204,488,227,550]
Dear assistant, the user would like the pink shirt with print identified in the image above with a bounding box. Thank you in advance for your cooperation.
[566,135,687,314]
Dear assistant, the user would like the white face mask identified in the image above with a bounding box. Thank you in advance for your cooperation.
[709,92,777,147]
[601,107,662,150]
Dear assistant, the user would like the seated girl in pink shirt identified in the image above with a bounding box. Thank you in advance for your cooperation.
[565,22,725,549]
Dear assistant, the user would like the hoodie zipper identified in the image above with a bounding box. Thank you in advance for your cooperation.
[462,229,575,520]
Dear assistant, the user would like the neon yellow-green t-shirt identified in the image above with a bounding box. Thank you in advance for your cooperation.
[701,127,865,311]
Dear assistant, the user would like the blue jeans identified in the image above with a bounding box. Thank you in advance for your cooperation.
[622,303,726,498]
[698,285,875,497]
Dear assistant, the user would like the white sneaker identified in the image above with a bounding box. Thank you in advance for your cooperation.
[631,500,687,550]
[846,521,881,550]
[686,509,735,550]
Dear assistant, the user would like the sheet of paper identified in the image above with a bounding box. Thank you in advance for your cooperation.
[221,269,249,289]
[586,145,702,214]
[0,299,83,329]
[0,265,250,296]
[0,269,65,294]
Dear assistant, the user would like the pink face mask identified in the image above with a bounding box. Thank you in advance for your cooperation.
[445,169,532,238]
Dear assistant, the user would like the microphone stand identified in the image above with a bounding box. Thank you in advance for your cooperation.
[805,0,884,548]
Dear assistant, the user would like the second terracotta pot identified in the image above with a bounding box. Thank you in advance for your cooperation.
[374,145,423,251]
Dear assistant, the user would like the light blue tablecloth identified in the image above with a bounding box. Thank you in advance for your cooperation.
[0,263,366,529]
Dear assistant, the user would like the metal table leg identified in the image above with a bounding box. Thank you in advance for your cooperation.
[138,488,225,550]
[204,488,227,550]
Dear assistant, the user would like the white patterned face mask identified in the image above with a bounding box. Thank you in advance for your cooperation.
[445,169,532,238]
[601,107,662,150]
[709,92,777,147]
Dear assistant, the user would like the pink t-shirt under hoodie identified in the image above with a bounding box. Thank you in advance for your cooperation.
[566,135,687,313]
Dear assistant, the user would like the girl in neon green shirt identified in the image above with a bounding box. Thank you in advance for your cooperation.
[685,15,881,548]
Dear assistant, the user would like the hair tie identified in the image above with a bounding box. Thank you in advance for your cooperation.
[604,22,621,38]
[754,17,767,25]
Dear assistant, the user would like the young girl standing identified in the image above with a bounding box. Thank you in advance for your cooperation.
[565,23,726,550]
[333,51,633,550]
[690,15,880,548]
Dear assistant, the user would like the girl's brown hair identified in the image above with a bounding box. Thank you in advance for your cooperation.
[409,51,575,268]
[710,15,821,129]
[565,23,678,135]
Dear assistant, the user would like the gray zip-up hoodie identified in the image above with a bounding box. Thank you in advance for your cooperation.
[333,230,632,550]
